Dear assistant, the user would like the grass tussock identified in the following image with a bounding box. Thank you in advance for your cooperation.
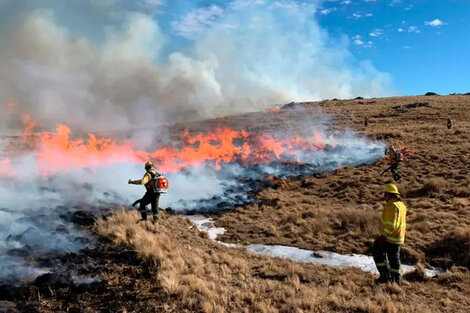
[93,209,470,313]
[405,178,447,198]
[421,178,447,195]
[91,95,470,312]
[426,227,470,269]
[366,129,404,140]
[218,194,380,255]
[215,95,470,275]
[96,210,324,312]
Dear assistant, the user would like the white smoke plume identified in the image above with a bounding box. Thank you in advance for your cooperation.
[0,122,385,282]
[0,0,392,283]
[1,0,391,134]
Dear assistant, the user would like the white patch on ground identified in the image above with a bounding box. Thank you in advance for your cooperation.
[187,215,227,241]
[187,215,442,277]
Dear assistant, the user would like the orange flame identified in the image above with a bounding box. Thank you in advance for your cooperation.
[9,118,327,175]
[146,128,325,172]
[36,124,140,175]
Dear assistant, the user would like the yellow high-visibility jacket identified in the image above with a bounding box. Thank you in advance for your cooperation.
[381,198,407,244]
[130,168,158,191]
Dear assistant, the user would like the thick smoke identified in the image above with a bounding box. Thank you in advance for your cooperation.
[0,123,385,283]
[0,0,391,283]
[0,0,391,134]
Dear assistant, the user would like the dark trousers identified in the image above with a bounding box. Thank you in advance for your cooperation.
[138,191,160,221]
[381,163,402,181]
[373,238,402,283]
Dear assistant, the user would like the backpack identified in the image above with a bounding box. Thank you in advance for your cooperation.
[395,151,404,162]
[150,172,169,194]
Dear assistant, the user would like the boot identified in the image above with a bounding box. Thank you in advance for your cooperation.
[375,269,391,284]
[138,211,148,223]
[152,214,158,224]
[391,272,402,285]
[393,172,402,182]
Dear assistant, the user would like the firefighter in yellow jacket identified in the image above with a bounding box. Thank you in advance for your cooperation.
[128,161,160,223]
[373,183,407,284]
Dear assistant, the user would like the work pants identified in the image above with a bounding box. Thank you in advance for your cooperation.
[373,238,402,284]
[382,163,402,181]
[139,191,160,221]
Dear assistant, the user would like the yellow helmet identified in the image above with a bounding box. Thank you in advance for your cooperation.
[144,161,153,168]
[384,183,400,194]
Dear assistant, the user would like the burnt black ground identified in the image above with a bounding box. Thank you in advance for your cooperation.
[1,229,157,312]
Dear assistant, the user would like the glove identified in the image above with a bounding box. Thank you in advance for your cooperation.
[128,179,132,184]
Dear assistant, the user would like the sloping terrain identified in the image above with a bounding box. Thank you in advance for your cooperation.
[215,94,470,269]
[2,94,470,312]
[6,210,469,312]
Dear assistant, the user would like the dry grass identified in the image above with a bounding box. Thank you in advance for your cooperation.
[214,95,470,269]
[91,95,470,312]
[95,210,324,312]
[90,209,470,312]
[426,227,470,269]
[6,94,470,312]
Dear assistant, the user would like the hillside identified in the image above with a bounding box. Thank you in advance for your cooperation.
[215,94,470,270]
[2,94,470,313]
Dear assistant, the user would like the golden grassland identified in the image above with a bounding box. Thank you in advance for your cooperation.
[8,94,470,312]
[215,95,470,270]
[89,209,469,313]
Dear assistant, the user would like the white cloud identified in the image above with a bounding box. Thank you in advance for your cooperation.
[354,39,364,45]
[405,5,413,10]
[230,0,266,10]
[272,1,316,13]
[408,26,420,33]
[320,7,337,15]
[403,45,411,49]
[397,28,403,32]
[369,28,383,37]
[350,12,373,19]
[352,35,373,47]
[389,0,401,6]
[425,19,445,27]
[342,0,352,4]
[172,5,225,39]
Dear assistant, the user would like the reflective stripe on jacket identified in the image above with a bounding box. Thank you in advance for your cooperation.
[130,168,159,191]
[380,198,407,244]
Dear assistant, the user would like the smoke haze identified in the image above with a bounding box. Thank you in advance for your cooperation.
[1,0,391,134]
[0,122,384,282]
[0,0,391,283]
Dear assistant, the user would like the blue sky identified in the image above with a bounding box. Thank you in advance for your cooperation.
[317,0,470,95]
[159,0,470,96]
[0,0,469,131]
